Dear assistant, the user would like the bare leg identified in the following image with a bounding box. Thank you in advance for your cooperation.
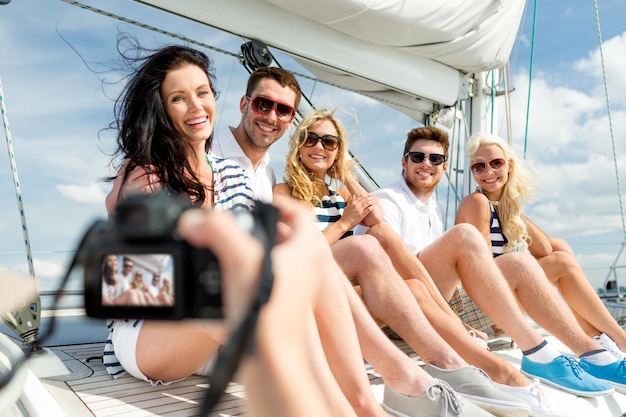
[312,254,388,417]
[136,321,225,381]
[401,224,546,352]
[111,288,147,305]
[244,303,335,417]
[403,278,531,387]
[332,234,466,369]
[495,252,599,355]
[306,308,360,417]
[331,235,467,369]
[338,275,434,396]
[365,223,531,386]
[537,238,626,351]
[367,224,456,315]
[245,255,345,417]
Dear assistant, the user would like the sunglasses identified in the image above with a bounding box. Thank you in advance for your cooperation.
[247,95,296,123]
[404,151,447,166]
[470,158,506,175]
[302,132,340,151]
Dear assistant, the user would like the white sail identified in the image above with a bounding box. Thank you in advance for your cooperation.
[135,0,525,121]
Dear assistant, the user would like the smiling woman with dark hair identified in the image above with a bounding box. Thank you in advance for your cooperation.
[102,42,255,386]
[105,41,253,215]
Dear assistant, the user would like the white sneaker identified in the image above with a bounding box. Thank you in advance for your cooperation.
[594,333,626,360]
[424,364,530,417]
[383,379,494,417]
[495,379,567,417]
[469,330,489,350]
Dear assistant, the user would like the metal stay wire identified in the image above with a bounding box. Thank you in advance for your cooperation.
[0,75,36,279]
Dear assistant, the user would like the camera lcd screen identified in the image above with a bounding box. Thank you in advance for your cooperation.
[101,254,174,308]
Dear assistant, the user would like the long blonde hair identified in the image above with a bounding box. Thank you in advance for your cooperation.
[466,133,538,252]
[284,108,354,207]
[131,270,145,289]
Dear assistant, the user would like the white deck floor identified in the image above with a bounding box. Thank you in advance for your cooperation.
[4,333,626,416]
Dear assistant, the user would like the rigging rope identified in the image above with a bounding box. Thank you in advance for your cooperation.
[0,76,36,278]
[489,70,496,133]
[59,0,426,115]
[593,0,626,241]
[503,62,513,145]
[485,68,504,135]
[522,0,538,159]
[60,0,239,58]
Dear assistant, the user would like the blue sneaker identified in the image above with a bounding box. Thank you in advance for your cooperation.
[520,354,614,397]
[580,358,626,393]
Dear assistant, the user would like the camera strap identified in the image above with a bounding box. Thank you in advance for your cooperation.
[199,203,278,415]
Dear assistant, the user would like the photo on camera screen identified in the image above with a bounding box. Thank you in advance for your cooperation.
[101,254,174,307]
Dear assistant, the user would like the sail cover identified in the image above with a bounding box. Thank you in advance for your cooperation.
[265,0,526,72]
[135,0,526,119]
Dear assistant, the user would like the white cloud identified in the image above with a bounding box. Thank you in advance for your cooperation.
[10,259,64,283]
[56,183,108,205]
[575,32,626,106]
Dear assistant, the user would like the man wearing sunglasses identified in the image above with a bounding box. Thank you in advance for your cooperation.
[358,125,625,400]
[211,66,301,203]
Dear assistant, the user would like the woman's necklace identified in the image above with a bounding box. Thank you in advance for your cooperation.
[315,182,329,199]
[205,154,213,171]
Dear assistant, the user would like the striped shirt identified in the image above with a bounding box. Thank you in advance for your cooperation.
[489,202,508,257]
[210,154,256,212]
[103,154,254,379]
[212,132,275,203]
[314,188,353,239]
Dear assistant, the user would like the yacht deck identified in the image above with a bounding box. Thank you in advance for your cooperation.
[3,330,626,416]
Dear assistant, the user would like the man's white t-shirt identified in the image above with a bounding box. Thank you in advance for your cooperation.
[211,131,275,203]
[356,177,444,254]
[148,284,160,298]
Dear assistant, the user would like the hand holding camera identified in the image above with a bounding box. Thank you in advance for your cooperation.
[81,192,277,321]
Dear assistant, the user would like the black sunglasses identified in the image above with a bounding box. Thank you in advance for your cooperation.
[247,95,296,123]
[302,132,340,151]
[470,158,506,175]
[404,151,447,166]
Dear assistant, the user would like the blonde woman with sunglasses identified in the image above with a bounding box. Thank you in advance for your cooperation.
[456,132,626,385]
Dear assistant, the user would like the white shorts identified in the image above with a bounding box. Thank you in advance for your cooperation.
[110,319,217,385]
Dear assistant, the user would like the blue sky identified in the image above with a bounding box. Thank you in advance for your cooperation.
[0,0,625,292]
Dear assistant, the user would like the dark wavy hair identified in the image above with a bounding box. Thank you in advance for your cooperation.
[102,255,116,286]
[111,38,219,206]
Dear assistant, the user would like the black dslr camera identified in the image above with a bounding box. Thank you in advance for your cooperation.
[80,192,277,320]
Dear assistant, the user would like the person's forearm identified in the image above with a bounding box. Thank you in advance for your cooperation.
[323,220,353,245]
[523,214,552,257]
